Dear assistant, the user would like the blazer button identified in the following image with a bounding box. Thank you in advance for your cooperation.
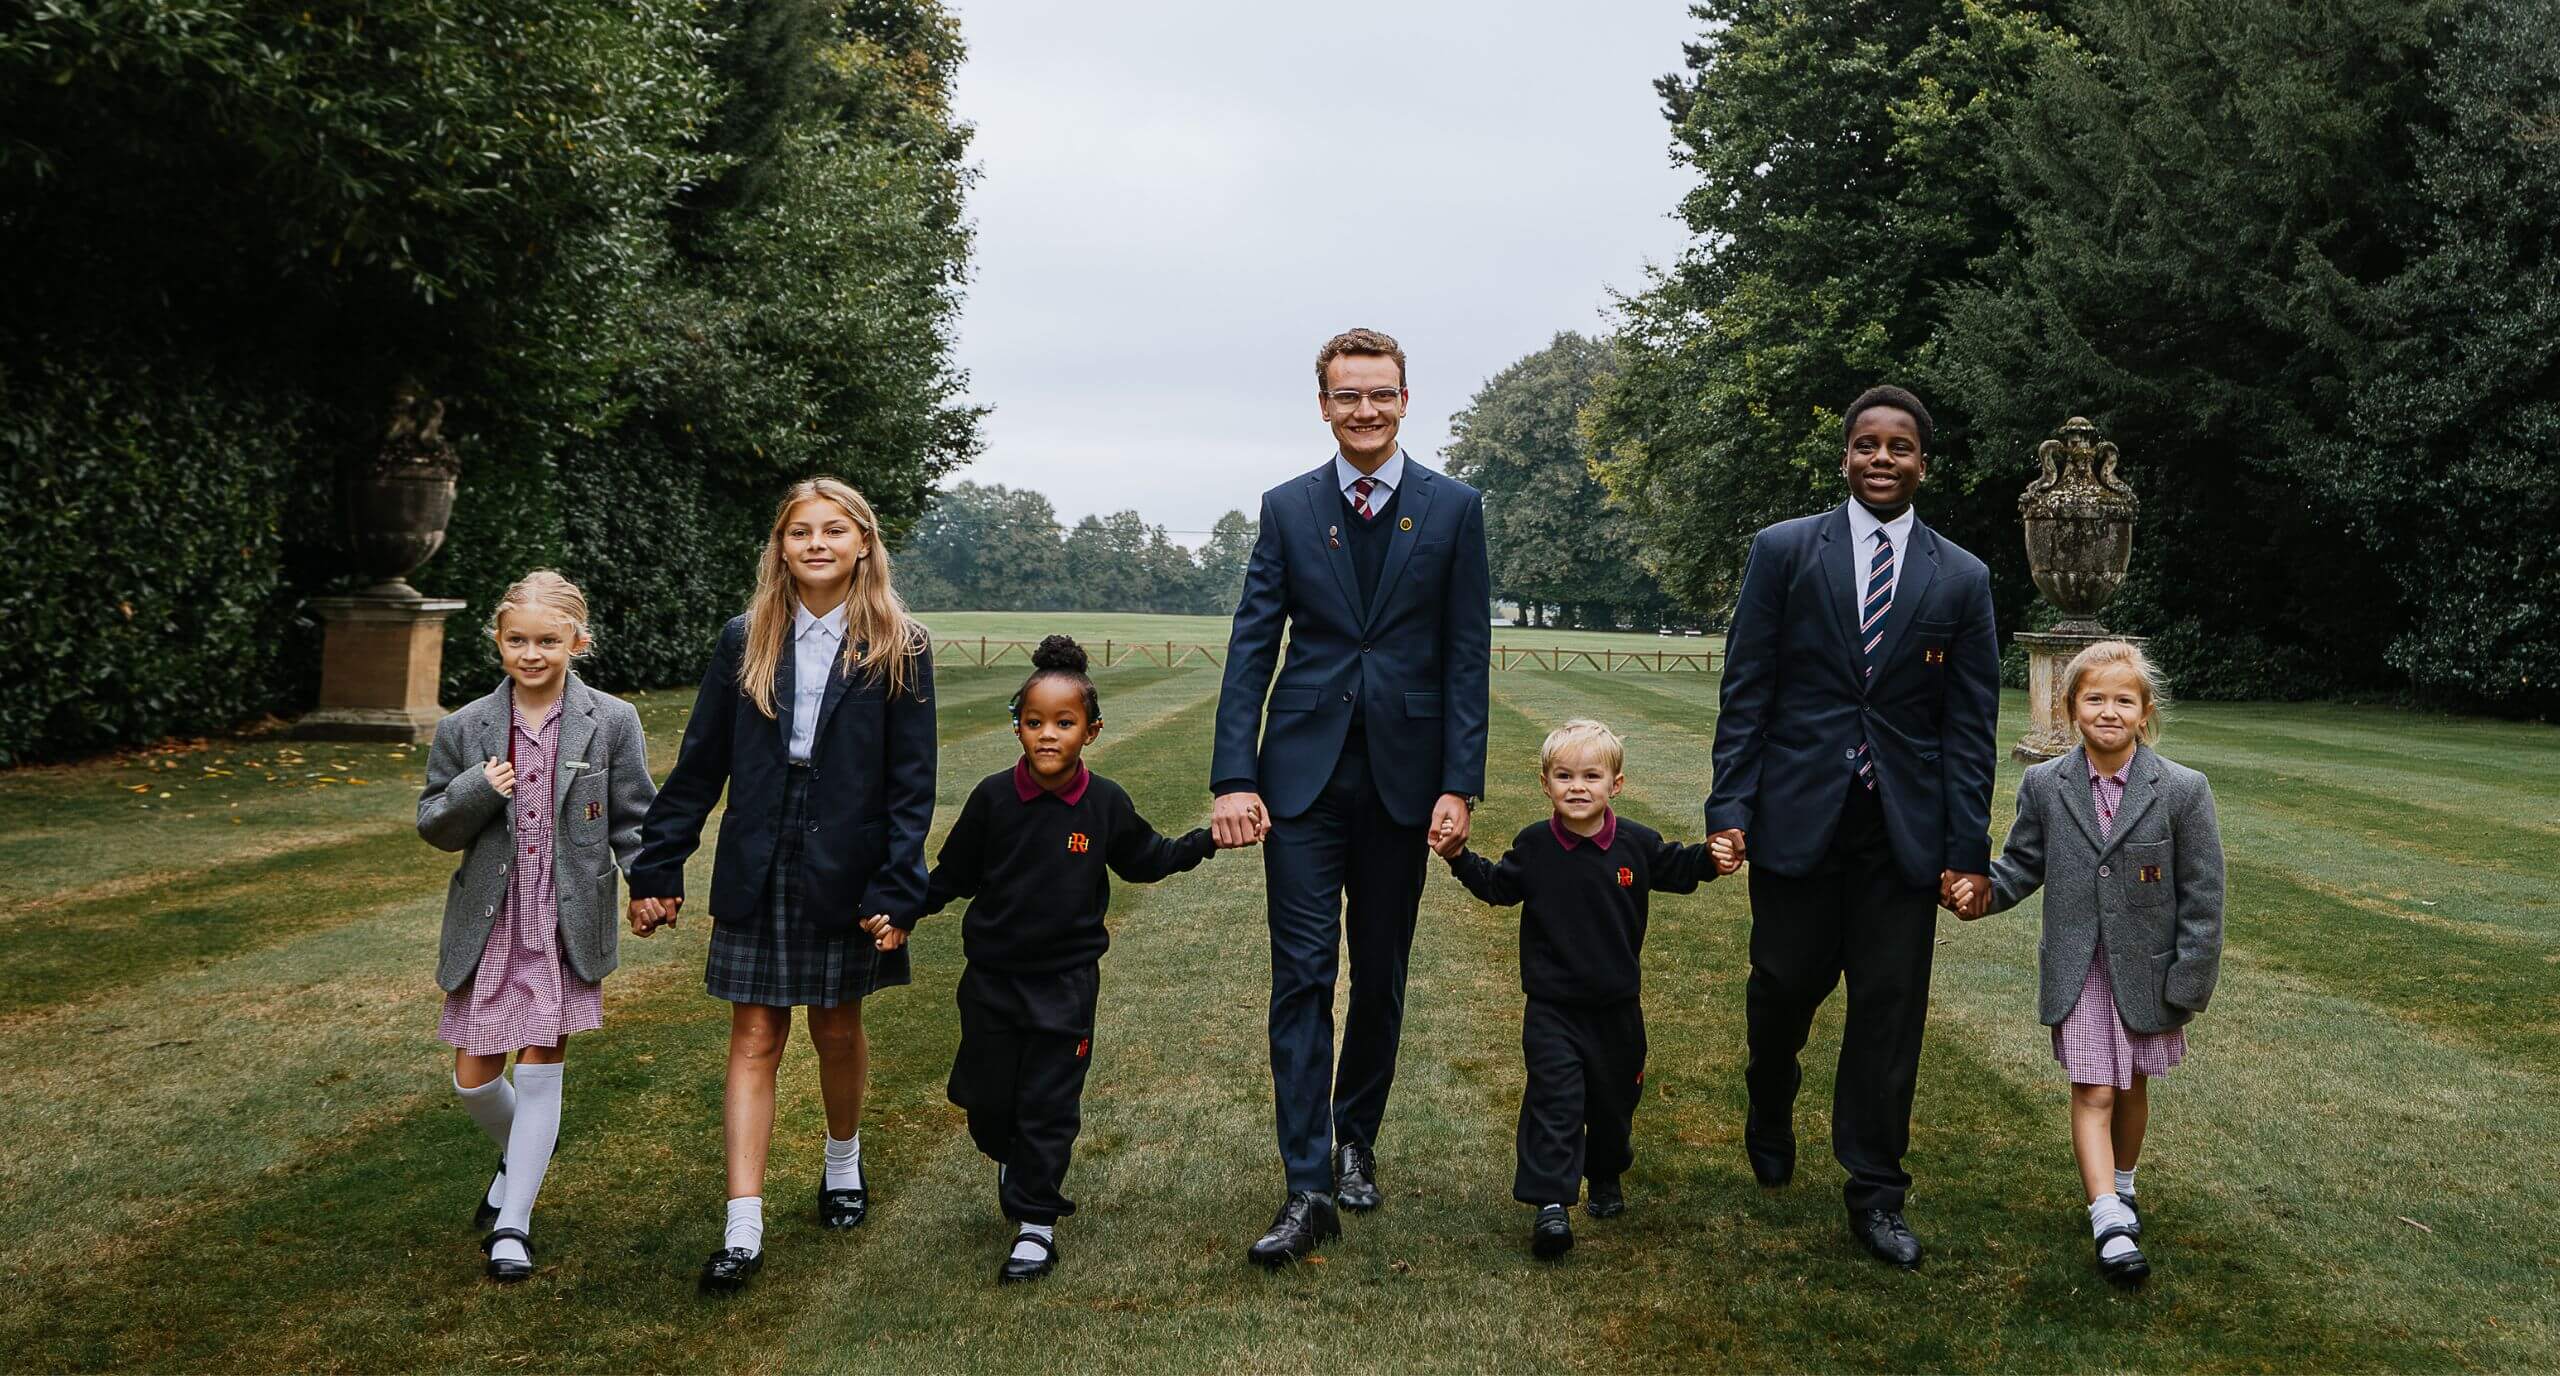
[808,821,820,833]
[2098,864,2111,878]
[1361,643,1372,653]
[1343,691,1355,703]
[1844,748,1859,761]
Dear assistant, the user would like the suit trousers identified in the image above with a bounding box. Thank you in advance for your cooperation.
[1264,738,1428,1193]
[1514,997,1647,1207]
[1743,779,1938,1213]
[948,962,1098,1224]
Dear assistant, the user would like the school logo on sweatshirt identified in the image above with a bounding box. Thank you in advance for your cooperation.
[1067,832,1090,854]
[1616,867,1634,888]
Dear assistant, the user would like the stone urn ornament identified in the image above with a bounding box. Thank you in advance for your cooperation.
[338,378,460,599]
[2010,416,2146,761]
[2018,416,2137,636]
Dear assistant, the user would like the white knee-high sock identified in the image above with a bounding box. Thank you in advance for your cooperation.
[492,1063,564,1265]
[454,1073,515,1208]
[824,1133,863,1191]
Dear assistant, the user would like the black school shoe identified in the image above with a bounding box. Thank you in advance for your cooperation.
[481,1228,533,1284]
[818,1182,868,1229]
[2095,1223,2150,1288]
[473,1156,506,1231]
[698,1247,764,1294]
[999,1230,1057,1284]
[1849,1208,1923,1269]
[1531,1204,1575,1260]
[1585,1177,1626,1219]
[1334,1142,1382,1212]
[2119,1191,2142,1239]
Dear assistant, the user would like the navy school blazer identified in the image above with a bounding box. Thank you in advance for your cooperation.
[1212,457,1492,828]
[1704,503,2001,887]
[630,613,937,935]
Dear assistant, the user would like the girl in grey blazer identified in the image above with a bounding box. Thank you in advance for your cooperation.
[416,572,657,1282]
[1959,640,2223,1289]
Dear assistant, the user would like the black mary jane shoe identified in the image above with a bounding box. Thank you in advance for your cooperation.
[1585,1178,1626,1219]
[2095,1224,2150,1289]
[472,1156,506,1231]
[698,1246,764,1294]
[1531,1204,1575,1260]
[1333,1142,1382,1213]
[819,1183,869,1229]
[2118,1191,2142,1239]
[998,1230,1058,1284]
[1849,1208,1923,1269]
[480,1227,534,1284]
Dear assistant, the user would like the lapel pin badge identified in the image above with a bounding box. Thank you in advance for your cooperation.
[1399,516,1414,531]
[1328,524,1341,549]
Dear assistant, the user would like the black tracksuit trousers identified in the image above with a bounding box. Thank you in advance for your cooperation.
[949,962,1098,1225]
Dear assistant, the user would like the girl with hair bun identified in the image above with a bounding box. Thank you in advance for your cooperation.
[865,633,1245,1284]
[417,570,658,1282]
[629,477,938,1295]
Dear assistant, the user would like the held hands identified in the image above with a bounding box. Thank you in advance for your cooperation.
[626,895,682,936]
[1939,870,1989,920]
[1429,794,1472,859]
[483,757,516,798]
[859,914,904,951]
[1707,828,1747,877]
[1212,791,1271,849]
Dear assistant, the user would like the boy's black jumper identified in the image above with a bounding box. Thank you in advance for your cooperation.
[914,760,1214,1222]
[1448,812,1714,1206]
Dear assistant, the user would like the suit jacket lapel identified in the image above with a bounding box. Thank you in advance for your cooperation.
[1819,506,1861,669]
[2098,743,2162,859]
[1363,468,1435,627]
[774,633,798,757]
[1870,520,1940,682]
[811,639,859,748]
[2054,745,2106,853]
[1303,465,1364,624]
[553,678,598,819]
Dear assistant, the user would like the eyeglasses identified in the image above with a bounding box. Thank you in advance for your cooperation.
[1323,387,1406,409]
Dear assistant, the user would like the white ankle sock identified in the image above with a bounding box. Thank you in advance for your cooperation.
[491,1063,563,1265]
[2089,1196,2139,1261]
[1011,1221,1054,1263]
[454,1074,515,1207]
[824,1133,863,1192]
[2115,1167,2138,1199]
[726,1196,765,1255]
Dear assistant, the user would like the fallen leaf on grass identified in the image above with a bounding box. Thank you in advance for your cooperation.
[1304,1254,1326,1265]
[2398,1216,2433,1233]
[1390,1260,1411,1274]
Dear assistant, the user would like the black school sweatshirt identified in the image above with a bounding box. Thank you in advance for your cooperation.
[904,760,1215,973]
[1446,812,1716,1003]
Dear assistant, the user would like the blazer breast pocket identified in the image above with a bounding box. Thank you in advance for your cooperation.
[1911,619,1956,669]
[2120,839,2174,905]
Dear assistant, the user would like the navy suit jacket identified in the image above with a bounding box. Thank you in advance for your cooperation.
[1213,458,1492,827]
[630,614,937,937]
[1705,503,2000,887]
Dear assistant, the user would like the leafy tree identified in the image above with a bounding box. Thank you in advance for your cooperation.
[1199,510,1258,615]
[900,481,1069,609]
[1443,332,1671,629]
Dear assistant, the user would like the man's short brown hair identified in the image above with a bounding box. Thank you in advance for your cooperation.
[1315,328,1407,390]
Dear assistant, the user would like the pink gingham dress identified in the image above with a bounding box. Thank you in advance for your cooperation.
[2052,761,2187,1089]
[438,692,604,1055]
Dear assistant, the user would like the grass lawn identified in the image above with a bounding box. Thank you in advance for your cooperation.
[921,610,1723,664]
[2,612,2553,1371]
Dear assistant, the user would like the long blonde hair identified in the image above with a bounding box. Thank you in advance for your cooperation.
[739,478,928,713]
[2062,639,2169,745]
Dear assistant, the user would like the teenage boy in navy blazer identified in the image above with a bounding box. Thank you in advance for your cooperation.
[1704,385,2000,1270]
[1211,327,1492,1267]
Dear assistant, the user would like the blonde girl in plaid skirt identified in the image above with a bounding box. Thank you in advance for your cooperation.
[629,478,938,1295]
[1955,641,2225,1289]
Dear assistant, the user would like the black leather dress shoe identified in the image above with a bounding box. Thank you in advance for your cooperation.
[1531,1204,1574,1260]
[1247,1190,1341,1268]
[698,1246,764,1294]
[2094,1224,2149,1288]
[1849,1208,1923,1269]
[1334,1142,1381,1212]
[473,1155,506,1231]
[999,1230,1057,1284]
[818,1183,868,1229]
[481,1227,533,1284]
[1585,1177,1625,1218]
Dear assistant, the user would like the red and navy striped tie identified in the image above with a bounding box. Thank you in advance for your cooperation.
[1351,475,1378,520]
[1856,529,1894,791]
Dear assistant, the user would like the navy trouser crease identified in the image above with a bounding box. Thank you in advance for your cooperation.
[1514,997,1647,1206]
[948,962,1098,1224]
[1742,780,1938,1214]
[1263,740,1427,1193]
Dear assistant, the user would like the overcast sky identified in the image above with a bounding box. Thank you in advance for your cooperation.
[940,0,1701,541]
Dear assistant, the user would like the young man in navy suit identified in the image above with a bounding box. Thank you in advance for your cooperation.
[1704,385,1999,1269]
[1211,328,1492,1267]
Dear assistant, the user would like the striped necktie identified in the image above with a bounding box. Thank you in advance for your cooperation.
[1855,528,1894,791]
[1350,475,1379,520]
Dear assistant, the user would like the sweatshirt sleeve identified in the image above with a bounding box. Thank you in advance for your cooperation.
[1446,845,1526,907]
[912,783,990,928]
[1648,830,1718,894]
[1105,789,1216,884]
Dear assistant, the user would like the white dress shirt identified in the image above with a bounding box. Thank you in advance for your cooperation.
[1333,449,1408,514]
[788,598,847,763]
[1845,498,1917,608]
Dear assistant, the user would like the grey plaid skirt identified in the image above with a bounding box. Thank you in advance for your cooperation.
[705,768,911,1008]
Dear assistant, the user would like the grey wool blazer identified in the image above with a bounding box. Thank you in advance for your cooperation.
[1986,743,2224,1034]
[417,675,657,994]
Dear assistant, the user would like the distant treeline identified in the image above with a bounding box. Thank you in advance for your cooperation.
[896,483,1254,616]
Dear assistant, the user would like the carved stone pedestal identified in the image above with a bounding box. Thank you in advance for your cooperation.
[2013,627,2147,762]
[294,593,467,741]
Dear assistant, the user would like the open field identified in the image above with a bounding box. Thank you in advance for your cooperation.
[920,610,1724,665]
[2,613,2554,1371]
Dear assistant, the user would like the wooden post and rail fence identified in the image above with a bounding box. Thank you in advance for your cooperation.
[934,637,1719,673]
